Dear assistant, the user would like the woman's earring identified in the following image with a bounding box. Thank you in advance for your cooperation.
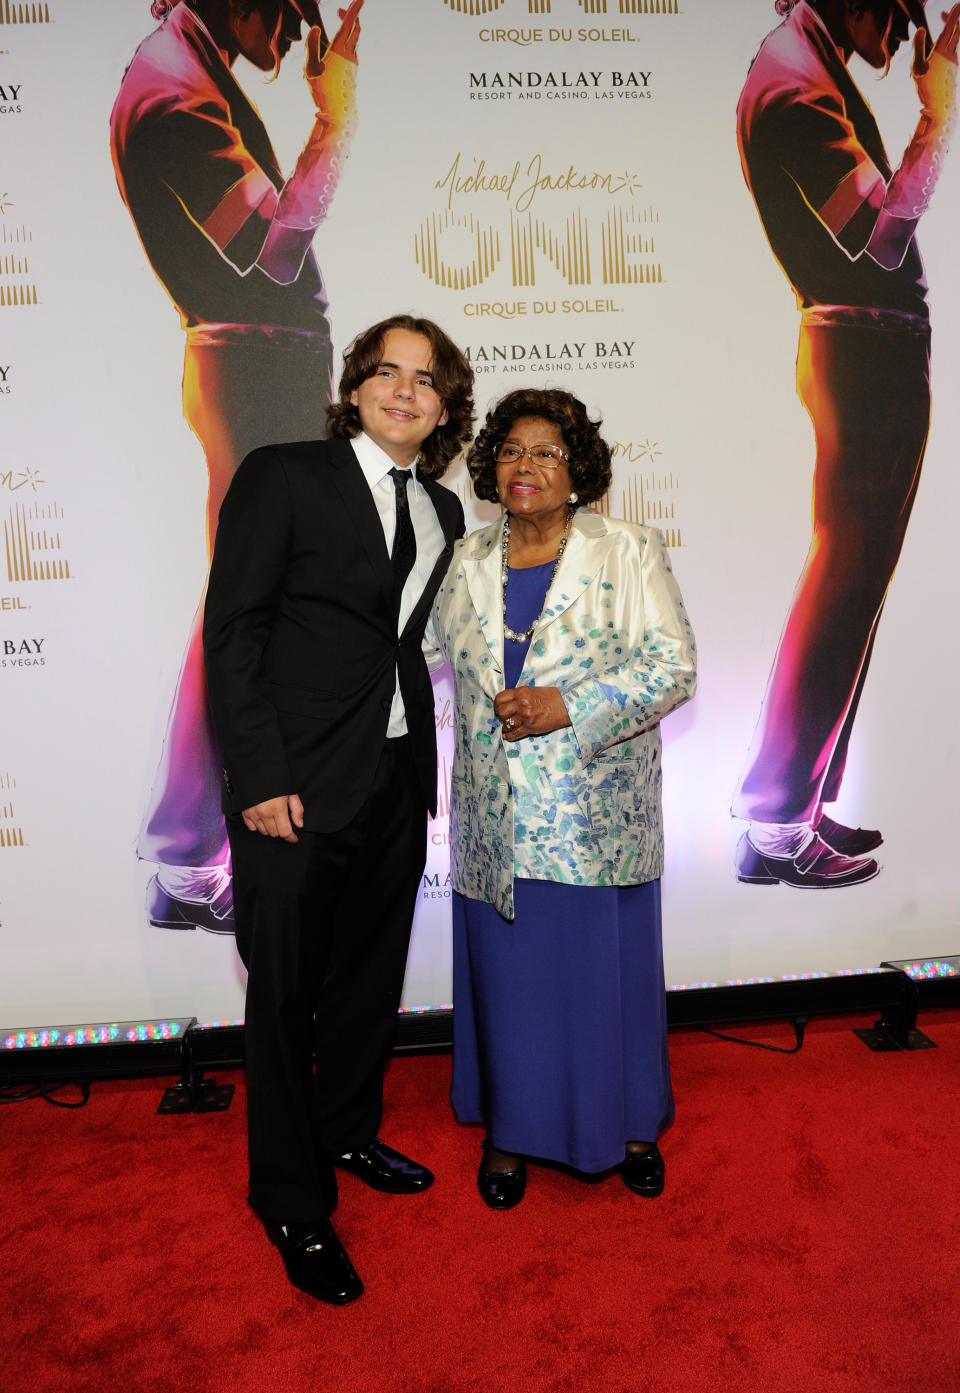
[568,491,579,504]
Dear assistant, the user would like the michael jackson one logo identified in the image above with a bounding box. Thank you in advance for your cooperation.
[596,442,681,549]
[417,151,661,293]
[0,3,53,23]
[0,215,37,309]
[438,0,677,19]
[0,771,23,849]
[2,498,72,583]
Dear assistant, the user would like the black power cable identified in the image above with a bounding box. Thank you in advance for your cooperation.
[696,1016,807,1054]
[0,1079,91,1107]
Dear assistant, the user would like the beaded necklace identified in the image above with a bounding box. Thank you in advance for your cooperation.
[500,509,573,644]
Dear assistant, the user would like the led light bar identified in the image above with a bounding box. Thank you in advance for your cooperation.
[0,1017,196,1083]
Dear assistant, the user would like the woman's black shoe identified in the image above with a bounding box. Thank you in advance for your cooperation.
[621,1143,665,1197]
[477,1150,527,1209]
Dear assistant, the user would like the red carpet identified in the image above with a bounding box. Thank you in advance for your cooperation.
[3,1012,959,1393]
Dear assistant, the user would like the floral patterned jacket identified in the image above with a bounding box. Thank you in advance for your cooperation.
[429,509,696,919]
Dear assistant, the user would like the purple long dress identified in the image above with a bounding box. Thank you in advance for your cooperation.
[451,561,674,1172]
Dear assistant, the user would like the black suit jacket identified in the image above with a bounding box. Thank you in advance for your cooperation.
[202,437,464,833]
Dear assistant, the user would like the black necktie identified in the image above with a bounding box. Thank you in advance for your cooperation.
[389,467,417,619]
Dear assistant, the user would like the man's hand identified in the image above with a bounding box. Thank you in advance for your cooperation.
[494,686,571,742]
[913,5,959,123]
[304,0,363,98]
[242,793,305,842]
[329,0,363,62]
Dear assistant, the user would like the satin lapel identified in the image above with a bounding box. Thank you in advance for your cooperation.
[405,550,449,638]
[461,519,505,677]
[327,441,393,608]
[422,476,464,554]
[523,511,611,639]
[402,478,463,637]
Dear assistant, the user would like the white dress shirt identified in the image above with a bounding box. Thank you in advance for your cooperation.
[352,432,445,737]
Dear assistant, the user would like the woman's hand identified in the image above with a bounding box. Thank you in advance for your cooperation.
[495,686,571,741]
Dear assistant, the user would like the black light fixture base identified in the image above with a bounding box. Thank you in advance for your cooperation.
[852,1024,937,1053]
[157,1025,237,1113]
[157,1077,235,1114]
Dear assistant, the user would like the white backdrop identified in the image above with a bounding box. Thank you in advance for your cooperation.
[2,0,957,1030]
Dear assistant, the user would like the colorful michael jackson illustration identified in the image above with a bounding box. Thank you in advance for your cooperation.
[733,0,958,888]
[110,0,363,931]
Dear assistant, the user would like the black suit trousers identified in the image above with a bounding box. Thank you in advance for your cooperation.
[230,737,427,1224]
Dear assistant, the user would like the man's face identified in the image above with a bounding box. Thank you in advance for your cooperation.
[233,1,306,72]
[350,329,449,468]
[849,0,917,68]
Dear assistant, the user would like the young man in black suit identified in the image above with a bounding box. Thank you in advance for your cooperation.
[203,315,474,1304]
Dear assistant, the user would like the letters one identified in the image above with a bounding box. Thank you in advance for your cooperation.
[418,207,656,290]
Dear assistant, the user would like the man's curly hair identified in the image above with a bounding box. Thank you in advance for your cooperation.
[467,388,612,508]
[326,315,474,479]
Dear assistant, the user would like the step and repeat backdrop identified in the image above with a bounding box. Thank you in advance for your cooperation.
[2,0,958,1030]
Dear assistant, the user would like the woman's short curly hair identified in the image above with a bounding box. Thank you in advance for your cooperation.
[326,314,475,479]
[467,388,612,508]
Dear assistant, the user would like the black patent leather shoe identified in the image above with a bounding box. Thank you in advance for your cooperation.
[335,1138,434,1194]
[477,1151,527,1210]
[814,812,883,857]
[622,1144,665,1197]
[735,831,879,888]
[265,1219,363,1305]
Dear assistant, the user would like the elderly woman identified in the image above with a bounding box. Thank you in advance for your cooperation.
[432,388,695,1207]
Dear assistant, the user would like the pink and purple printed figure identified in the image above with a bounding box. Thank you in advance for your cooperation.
[110,0,363,931]
[732,0,958,888]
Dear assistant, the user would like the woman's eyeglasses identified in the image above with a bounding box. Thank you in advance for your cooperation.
[495,443,569,469]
